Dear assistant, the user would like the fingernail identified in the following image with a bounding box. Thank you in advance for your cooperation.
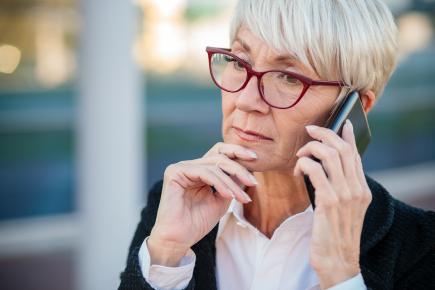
[246,150,258,159]
[296,148,302,157]
[248,173,258,185]
[242,191,252,202]
[305,125,318,131]
[346,119,353,132]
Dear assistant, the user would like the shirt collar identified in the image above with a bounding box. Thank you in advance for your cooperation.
[216,198,314,239]
[216,199,239,239]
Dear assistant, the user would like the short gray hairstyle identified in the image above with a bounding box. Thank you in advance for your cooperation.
[230,0,398,98]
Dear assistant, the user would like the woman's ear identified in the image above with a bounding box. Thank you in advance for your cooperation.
[360,90,376,114]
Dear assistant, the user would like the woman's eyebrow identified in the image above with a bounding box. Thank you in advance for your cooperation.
[233,37,251,52]
[233,36,300,64]
[274,55,299,65]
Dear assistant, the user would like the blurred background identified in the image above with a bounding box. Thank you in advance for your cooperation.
[0,0,434,289]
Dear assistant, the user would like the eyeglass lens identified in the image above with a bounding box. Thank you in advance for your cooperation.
[210,52,304,108]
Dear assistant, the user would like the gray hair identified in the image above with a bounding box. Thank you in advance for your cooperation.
[230,0,398,98]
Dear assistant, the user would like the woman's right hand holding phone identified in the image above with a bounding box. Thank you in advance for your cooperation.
[147,142,258,267]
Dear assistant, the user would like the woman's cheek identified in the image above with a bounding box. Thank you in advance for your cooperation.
[221,91,235,111]
[279,125,311,165]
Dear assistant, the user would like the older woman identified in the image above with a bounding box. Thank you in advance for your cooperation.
[119,0,435,289]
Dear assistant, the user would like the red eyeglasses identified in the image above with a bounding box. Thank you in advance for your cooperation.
[206,46,348,109]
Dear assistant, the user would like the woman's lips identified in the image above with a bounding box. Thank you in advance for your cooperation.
[233,126,273,142]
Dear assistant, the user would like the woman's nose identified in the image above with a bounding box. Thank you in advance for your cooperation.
[234,76,270,114]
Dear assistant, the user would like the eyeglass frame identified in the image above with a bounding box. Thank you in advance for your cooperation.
[206,46,350,109]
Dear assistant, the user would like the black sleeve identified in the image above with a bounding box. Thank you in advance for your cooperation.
[393,208,435,290]
[396,246,435,289]
[118,180,195,290]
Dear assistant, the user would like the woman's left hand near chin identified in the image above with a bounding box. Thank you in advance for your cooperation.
[294,120,373,289]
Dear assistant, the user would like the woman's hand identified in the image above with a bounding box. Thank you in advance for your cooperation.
[294,120,372,289]
[148,142,258,267]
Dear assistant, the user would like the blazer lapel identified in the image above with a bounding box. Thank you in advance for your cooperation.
[359,175,395,287]
[361,175,395,255]
[192,225,219,290]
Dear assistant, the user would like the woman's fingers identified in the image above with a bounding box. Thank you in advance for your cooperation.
[203,142,258,190]
[293,156,336,206]
[171,162,252,203]
[194,146,258,188]
[296,140,345,184]
[204,142,258,160]
[212,164,252,203]
[296,121,372,238]
[173,163,235,200]
[342,121,372,201]
[166,142,258,204]
[304,124,357,181]
[301,122,364,201]
[213,156,258,186]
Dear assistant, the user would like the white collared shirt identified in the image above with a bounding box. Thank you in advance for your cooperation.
[139,199,366,290]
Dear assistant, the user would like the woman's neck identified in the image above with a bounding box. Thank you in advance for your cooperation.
[243,170,310,239]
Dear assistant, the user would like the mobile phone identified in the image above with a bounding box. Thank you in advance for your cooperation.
[304,91,371,209]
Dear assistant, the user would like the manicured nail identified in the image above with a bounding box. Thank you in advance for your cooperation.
[242,191,252,202]
[346,119,353,132]
[246,150,258,159]
[248,173,258,185]
[305,125,318,131]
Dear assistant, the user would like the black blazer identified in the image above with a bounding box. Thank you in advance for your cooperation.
[118,175,435,290]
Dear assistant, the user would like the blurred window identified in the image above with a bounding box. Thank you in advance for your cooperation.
[0,0,78,220]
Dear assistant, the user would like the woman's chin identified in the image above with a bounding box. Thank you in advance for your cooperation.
[223,137,287,171]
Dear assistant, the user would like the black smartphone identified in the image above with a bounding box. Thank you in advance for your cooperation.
[304,91,371,209]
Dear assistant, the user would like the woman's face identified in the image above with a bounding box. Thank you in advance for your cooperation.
[221,26,342,172]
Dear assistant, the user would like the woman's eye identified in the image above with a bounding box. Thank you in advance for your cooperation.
[279,73,299,85]
[223,55,233,62]
[225,56,245,70]
[233,60,245,70]
[223,55,245,71]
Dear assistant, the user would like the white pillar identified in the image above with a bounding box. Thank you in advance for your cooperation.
[77,0,144,289]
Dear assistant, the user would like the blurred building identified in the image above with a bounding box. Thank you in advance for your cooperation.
[0,0,434,289]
